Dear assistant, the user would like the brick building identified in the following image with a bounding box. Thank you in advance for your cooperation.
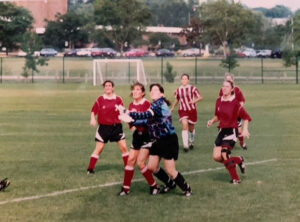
[4,0,68,33]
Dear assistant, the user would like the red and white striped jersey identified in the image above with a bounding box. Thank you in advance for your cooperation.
[175,84,202,111]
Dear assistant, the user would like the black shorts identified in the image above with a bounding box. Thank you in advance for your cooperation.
[214,128,238,150]
[131,130,152,150]
[95,124,125,143]
[150,133,179,160]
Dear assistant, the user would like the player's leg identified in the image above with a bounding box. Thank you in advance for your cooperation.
[87,142,105,174]
[164,159,192,196]
[213,146,223,163]
[117,139,129,166]
[180,118,189,152]
[188,123,195,149]
[238,118,247,149]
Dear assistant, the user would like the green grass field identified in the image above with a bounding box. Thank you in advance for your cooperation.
[0,83,300,222]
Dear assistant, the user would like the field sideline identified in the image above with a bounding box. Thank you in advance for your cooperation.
[0,83,300,222]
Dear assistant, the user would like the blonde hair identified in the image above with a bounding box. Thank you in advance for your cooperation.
[224,72,234,82]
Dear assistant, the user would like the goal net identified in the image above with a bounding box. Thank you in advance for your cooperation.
[93,59,147,86]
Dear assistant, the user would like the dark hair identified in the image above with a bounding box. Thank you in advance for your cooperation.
[102,80,114,87]
[225,80,235,95]
[130,82,145,97]
[181,73,190,80]
[149,83,171,106]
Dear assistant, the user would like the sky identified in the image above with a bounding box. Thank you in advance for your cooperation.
[234,0,300,12]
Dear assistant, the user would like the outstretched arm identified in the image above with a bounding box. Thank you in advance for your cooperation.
[207,115,219,128]
[170,99,179,112]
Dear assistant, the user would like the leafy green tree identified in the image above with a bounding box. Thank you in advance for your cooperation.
[21,32,48,82]
[43,11,89,49]
[0,2,33,55]
[199,0,262,57]
[94,0,151,52]
[148,33,179,50]
[253,5,292,18]
[164,62,176,83]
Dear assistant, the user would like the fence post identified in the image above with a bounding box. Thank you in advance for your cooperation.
[261,57,264,84]
[0,57,2,84]
[194,56,198,84]
[128,57,131,83]
[161,57,164,84]
[62,56,65,83]
[296,56,298,84]
[31,70,34,83]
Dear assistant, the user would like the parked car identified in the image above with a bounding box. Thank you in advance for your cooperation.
[64,49,78,57]
[242,48,256,57]
[76,48,91,57]
[40,48,57,57]
[17,50,27,57]
[155,49,175,57]
[256,49,272,58]
[182,48,202,57]
[270,49,282,59]
[124,49,148,57]
[91,48,117,58]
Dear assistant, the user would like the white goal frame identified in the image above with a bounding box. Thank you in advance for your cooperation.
[93,59,147,86]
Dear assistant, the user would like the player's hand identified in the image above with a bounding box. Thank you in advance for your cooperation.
[130,126,137,132]
[207,119,213,128]
[90,118,97,127]
[241,128,250,139]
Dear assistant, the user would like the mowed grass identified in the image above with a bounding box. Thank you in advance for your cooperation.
[0,83,300,222]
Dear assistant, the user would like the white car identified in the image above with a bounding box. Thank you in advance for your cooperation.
[242,48,256,57]
[76,48,91,57]
[182,48,202,57]
[256,49,272,58]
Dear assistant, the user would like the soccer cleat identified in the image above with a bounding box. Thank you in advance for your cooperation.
[230,179,241,184]
[189,143,194,150]
[118,188,130,196]
[184,185,192,197]
[149,184,160,195]
[160,181,176,194]
[183,147,189,153]
[87,169,95,175]
[0,178,10,191]
[238,156,246,174]
[241,144,247,150]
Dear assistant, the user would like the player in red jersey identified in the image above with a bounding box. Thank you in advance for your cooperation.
[207,80,252,184]
[171,74,203,152]
[87,80,129,174]
[219,73,247,149]
[119,82,160,196]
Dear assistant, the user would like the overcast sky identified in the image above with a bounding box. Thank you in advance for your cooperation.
[234,0,300,12]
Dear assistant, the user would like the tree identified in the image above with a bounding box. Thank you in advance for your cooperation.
[0,2,33,55]
[43,11,89,49]
[181,16,202,47]
[199,0,262,57]
[254,5,292,18]
[164,62,176,83]
[148,33,179,50]
[21,32,48,82]
[94,0,151,52]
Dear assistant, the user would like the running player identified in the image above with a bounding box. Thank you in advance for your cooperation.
[87,80,129,174]
[219,73,247,149]
[171,74,203,152]
[207,80,251,184]
[119,82,160,196]
[127,83,192,196]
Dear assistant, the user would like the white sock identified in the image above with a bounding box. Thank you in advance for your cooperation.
[189,129,195,144]
[182,130,189,148]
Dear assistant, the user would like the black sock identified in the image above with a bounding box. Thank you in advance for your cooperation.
[174,172,189,191]
[154,168,174,187]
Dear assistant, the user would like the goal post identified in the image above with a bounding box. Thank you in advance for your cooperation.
[93,59,147,86]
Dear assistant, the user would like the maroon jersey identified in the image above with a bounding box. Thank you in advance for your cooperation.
[128,98,151,132]
[175,85,202,111]
[91,94,124,125]
[215,95,251,128]
[219,86,245,104]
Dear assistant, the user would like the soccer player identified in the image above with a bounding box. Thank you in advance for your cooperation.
[128,83,192,196]
[87,80,129,174]
[207,80,251,184]
[119,82,159,196]
[219,73,247,149]
[171,74,203,152]
[0,178,10,191]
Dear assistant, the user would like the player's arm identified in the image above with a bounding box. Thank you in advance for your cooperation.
[190,88,203,104]
[241,120,250,138]
[190,94,203,104]
[170,99,179,112]
[238,106,252,139]
[90,112,97,127]
[207,115,219,128]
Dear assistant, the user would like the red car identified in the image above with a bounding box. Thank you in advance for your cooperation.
[124,49,148,57]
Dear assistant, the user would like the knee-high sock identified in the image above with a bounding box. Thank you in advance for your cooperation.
[174,172,189,191]
[88,154,99,170]
[182,130,189,148]
[122,152,129,167]
[123,165,134,192]
[239,135,245,146]
[224,158,240,181]
[141,166,156,187]
[189,129,195,143]
[154,167,174,187]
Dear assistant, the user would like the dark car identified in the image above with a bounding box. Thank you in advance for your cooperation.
[64,49,78,57]
[155,49,175,57]
[270,49,282,59]
[40,48,57,57]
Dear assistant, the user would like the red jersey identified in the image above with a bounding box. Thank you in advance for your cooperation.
[219,86,245,104]
[128,98,151,132]
[91,94,124,125]
[175,85,202,111]
[215,95,251,128]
